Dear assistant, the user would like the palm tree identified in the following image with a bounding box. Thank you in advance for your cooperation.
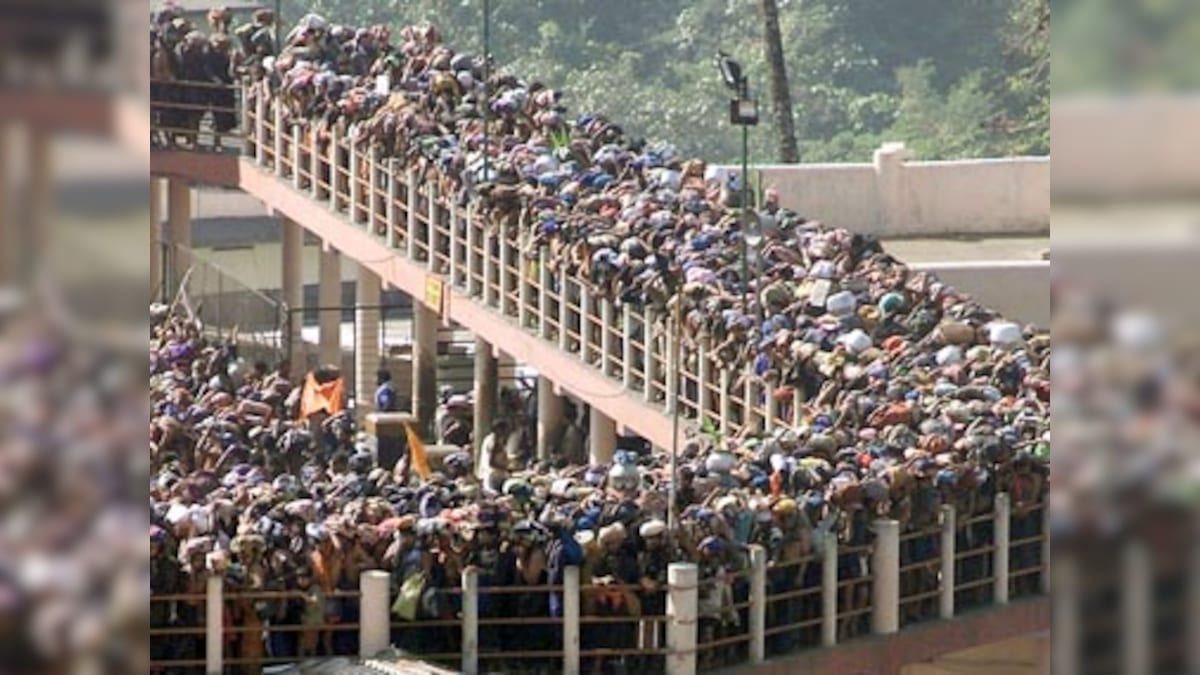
[758,0,800,162]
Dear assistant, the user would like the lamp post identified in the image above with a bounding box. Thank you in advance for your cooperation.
[715,51,759,318]
[743,210,764,329]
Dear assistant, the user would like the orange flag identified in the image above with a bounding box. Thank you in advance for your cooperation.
[299,372,345,420]
[404,422,432,480]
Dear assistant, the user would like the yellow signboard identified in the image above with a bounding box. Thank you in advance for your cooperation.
[425,276,445,318]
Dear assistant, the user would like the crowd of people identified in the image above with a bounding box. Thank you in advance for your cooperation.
[150,6,1051,674]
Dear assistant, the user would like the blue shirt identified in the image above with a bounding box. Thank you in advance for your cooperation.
[375,382,398,412]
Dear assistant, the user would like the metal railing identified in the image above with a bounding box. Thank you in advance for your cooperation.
[150,78,244,152]
[148,493,1046,675]
[236,91,792,442]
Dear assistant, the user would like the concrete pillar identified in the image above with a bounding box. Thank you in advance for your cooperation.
[748,545,766,664]
[643,307,658,403]
[412,302,439,436]
[359,570,390,658]
[150,177,162,300]
[205,575,223,675]
[871,519,900,635]
[317,244,341,367]
[537,375,565,461]
[873,141,913,235]
[538,249,550,338]
[355,265,382,415]
[385,160,399,248]
[719,369,732,434]
[666,563,698,675]
[697,339,711,426]
[588,407,616,465]
[280,217,304,376]
[993,492,1011,604]
[473,337,497,453]
[622,305,635,389]
[166,178,191,292]
[822,535,838,647]
[462,567,479,675]
[563,565,581,675]
[940,504,956,620]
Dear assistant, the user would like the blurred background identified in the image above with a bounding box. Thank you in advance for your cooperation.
[1051,0,1200,674]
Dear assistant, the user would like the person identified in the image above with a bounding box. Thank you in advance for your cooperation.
[375,368,399,412]
[477,419,511,493]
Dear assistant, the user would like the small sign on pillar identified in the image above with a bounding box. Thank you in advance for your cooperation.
[425,275,446,320]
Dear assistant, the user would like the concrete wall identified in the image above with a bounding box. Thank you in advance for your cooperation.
[911,261,1049,327]
[723,142,1050,237]
[1052,96,1200,199]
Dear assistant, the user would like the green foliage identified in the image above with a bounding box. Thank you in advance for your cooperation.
[279,0,1048,161]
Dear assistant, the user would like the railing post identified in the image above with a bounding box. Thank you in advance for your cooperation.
[578,283,591,362]
[822,535,838,647]
[482,228,495,307]
[386,160,398,249]
[241,83,252,156]
[427,183,439,273]
[499,231,512,313]
[205,575,223,675]
[368,146,380,232]
[719,369,732,434]
[940,504,956,619]
[273,101,284,177]
[310,126,322,199]
[563,565,581,675]
[1052,555,1079,675]
[743,371,759,432]
[622,304,634,389]
[765,386,778,431]
[462,567,479,675]
[467,205,480,296]
[697,340,711,426]
[558,270,570,350]
[643,308,657,403]
[748,545,767,664]
[292,124,302,190]
[518,233,531,328]
[872,519,900,635]
[600,299,613,376]
[449,207,461,285]
[792,387,804,427]
[406,170,418,259]
[327,126,339,212]
[254,92,265,166]
[348,133,361,224]
[1122,541,1151,675]
[538,249,550,337]
[993,492,1011,604]
[1041,502,1051,594]
[666,563,698,675]
[359,570,390,658]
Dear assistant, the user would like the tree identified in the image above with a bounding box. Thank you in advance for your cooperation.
[758,0,799,162]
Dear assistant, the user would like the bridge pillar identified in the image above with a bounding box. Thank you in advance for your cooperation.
[166,178,191,293]
[27,127,51,272]
[473,337,498,454]
[150,177,162,300]
[317,244,341,368]
[355,265,382,415]
[412,301,439,437]
[588,407,616,465]
[536,375,565,462]
[280,217,304,377]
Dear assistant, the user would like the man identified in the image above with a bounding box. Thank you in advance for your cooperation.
[374,369,399,412]
[476,419,510,493]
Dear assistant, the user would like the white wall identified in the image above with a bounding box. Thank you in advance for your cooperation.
[721,142,1050,237]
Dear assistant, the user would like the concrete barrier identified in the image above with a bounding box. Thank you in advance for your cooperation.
[911,260,1050,327]
[718,142,1049,237]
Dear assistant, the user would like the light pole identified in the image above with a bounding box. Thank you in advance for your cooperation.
[481,0,491,185]
[715,51,760,318]
[744,210,764,328]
